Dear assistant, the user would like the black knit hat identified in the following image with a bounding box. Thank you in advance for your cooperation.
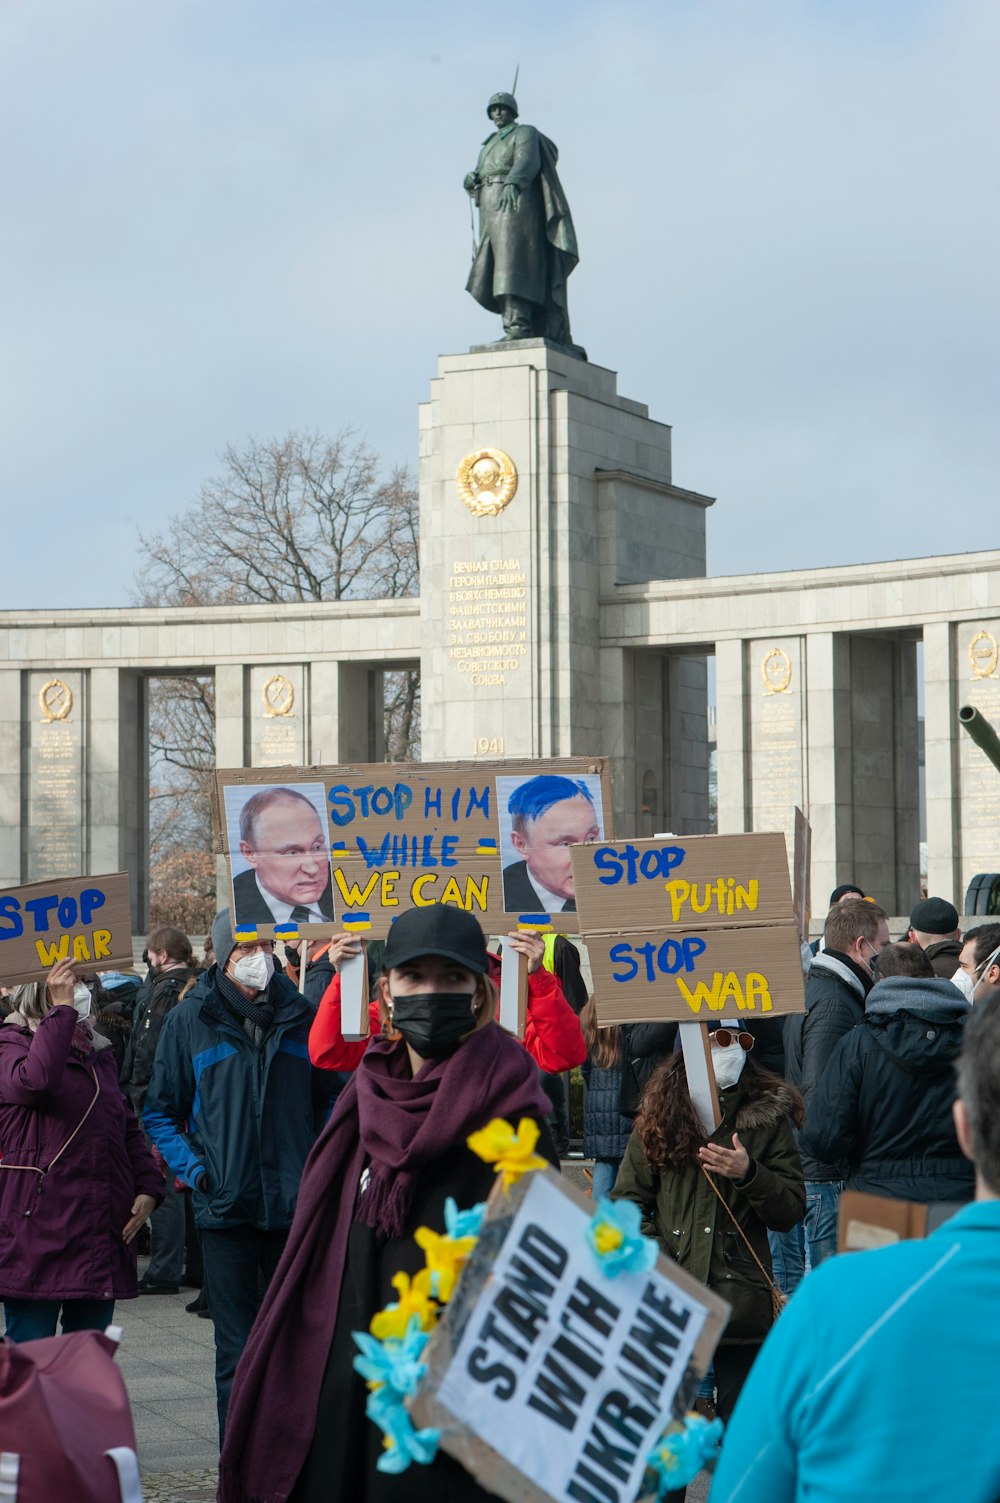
[909,897,959,935]
[382,905,488,975]
[830,883,865,905]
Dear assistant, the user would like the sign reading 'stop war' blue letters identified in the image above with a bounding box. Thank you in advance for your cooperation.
[570,832,805,1024]
[0,872,134,985]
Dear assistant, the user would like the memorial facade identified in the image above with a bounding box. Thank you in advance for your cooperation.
[2,341,998,925]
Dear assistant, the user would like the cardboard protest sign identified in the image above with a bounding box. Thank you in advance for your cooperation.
[0,873,133,986]
[837,1190,966,1253]
[570,833,806,1024]
[410,1168,729,1503]
[213,760,612,938]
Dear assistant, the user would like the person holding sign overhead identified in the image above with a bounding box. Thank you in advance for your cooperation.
[612,1018,805,1485]
[219,905,558,1503]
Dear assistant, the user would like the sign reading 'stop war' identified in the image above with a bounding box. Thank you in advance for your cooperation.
[570,832,805,1024]
[0,872,134,986]
[212,760,612,938]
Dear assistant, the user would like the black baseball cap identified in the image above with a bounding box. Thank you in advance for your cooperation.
[382,905,488,975]
[909,896,959,935]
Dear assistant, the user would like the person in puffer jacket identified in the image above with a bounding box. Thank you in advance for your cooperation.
[309,928,586,1075]
[803,961,975,1204]
[580,996,632,1197]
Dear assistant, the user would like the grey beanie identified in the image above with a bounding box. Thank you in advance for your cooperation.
[211,909,236,970]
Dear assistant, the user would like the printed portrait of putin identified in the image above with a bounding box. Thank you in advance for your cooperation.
[231,785,335,927]
[501,774,601,915]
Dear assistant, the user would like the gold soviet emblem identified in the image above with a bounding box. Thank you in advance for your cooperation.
[969,631,999,681]
[761,647,793,696]
[39,678,73,723]
[262,674,295,718]
[456,449,518,517]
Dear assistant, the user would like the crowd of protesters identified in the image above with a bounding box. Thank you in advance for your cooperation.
[0,876,997,1500]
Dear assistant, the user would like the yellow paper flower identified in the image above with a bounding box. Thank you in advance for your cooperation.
[369,1269,437,1341]
[466,1117,548,1191]
[414,1225,478,1303]
[592,1220,624,1256]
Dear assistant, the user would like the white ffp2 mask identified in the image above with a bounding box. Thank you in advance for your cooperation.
[72,984,92,1019]
[231,952,274,992]
[711,1045,746,1090]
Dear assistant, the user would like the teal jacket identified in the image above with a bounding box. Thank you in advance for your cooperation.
[710,1201,1000,1502]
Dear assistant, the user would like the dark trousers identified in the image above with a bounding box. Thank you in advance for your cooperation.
[201,1224,288,1441]
[2,1297,115,1342]
[146,1173,186,1285]
[664,1343,760,1502]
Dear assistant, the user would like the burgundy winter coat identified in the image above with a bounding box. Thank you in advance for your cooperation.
[0,1007,164,1302]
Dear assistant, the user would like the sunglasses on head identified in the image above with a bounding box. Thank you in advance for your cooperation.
[712,1028,754,1051]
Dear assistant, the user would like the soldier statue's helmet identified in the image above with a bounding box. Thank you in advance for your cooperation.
[487,92,519,118]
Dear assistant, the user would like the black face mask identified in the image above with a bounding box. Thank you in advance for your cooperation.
[390,992,477,1059]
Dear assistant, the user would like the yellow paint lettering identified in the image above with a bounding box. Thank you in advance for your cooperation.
[690,882,714,916]
[665,879,690,923]
[745,973,773,1013]
[464,874,489,912]
[411,873,438,905]
[380,872,400,906]
[92,929,112,959]
[719,971,744,1007]
[35,935,70,967]
[438,876,465,906]
[735,880,758,913]
[333,869,380,907]
[675,973,725,1015]
[72,935,93,963]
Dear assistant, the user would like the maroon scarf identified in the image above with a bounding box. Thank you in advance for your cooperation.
[219,1023,551,1503]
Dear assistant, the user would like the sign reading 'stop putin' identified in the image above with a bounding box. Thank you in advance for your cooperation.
[213,760,612,938]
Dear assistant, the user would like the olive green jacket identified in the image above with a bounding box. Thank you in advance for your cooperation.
[612,1078,805,1343]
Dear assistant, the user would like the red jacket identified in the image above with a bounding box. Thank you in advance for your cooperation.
[309,964,585,1075]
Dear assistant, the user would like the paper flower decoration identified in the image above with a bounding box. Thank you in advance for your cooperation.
[444,1196,486,1241]
[366,1387,440,1474]
[647,1414,724,1494]
[369,1269,437,1341]
[414,1224,479,1303]
[586,1196,658,1278]
[352,1316,429,1396]
[467,1117,548,1190]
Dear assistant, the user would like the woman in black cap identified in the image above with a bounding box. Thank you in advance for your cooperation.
[220,904,556,1503]
[612,1019,805,1489]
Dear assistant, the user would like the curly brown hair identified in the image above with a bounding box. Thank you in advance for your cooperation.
[635,1052,804,1172]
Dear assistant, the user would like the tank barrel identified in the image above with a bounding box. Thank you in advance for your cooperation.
[959,704,1000,773]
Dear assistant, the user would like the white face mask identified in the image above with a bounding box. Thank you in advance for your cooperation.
[231,951,274,992]
[72,984,92,1020]
[711,1044,746,1091]
[951,968,976,1005]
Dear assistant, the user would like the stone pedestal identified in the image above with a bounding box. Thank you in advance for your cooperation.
[418,340,714,833]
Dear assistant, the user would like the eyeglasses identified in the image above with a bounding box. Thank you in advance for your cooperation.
[712,1029,754,1051]
[235,940,274,957]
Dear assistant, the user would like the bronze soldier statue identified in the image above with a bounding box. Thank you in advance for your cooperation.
[464,92,579,346]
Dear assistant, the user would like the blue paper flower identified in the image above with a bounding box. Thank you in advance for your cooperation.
[352,1315,429,1397]
[444,1197,487,1241]
[647,1414,724,1494]
[366,1387,440,1473]
[586,1196,658,1277]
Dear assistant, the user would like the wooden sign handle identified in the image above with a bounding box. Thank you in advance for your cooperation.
[340,944,370,1042]
[499,945,529,1038]
[679,1021,721,1136]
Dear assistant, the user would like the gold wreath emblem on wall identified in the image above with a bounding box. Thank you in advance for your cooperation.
[761,647,793,696]
[969,631,999,681]
[262,674,295,718]
[456,449,518,517]
[39,678,73,723]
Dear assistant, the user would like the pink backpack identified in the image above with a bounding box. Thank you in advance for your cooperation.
[0,1328,142,1502]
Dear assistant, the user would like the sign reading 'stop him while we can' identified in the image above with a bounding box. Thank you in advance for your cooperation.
[570,832,806,1024]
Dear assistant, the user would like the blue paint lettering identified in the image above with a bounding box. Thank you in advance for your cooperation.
[24,895,59,933]
[425,786,443,817]
[609,934,708,984]
[441,835,459,867]
[466,786,490,818]
[328,785,355,827]
[57,896,78,928]
[0,897,23,940]
[357,834,392,869]
[79,889,105,925]
[590,844,686,886]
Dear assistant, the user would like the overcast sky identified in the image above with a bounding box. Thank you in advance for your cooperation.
[3,0,996,611]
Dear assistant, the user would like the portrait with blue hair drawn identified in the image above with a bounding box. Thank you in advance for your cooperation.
[496,772,604,915]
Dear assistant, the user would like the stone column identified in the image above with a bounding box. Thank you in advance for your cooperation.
[923,621,960,902]
[802,632,851,911]
[715,639,749,834]
[954,620,1000,902]
[247,666,306,767]
[26,670,85,882]
[0,671,20,887]
[748,635,806,857]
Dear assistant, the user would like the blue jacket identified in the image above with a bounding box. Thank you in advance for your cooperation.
[144,968,334,1231]
[710,1201,1000,1502]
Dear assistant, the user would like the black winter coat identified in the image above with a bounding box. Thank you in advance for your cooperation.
[619,1023,677,1117]
[120,964,199,1116]
[582,1054,633,1161]
[784,951,872,1181]
[802,976,974,1203]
